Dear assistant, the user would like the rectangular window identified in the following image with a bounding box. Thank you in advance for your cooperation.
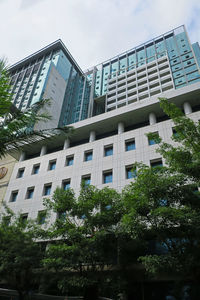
[32,164,40,175]
[10,190,18,202]
[37,210,46,225]
[48,160,56,171]
[62,179,70,190]
[66,155,74,166]
[150,159,163,168]
[20,213,28,223]
[104,145,113,157]
[26,187,34,199]
[103,170,113,184]
[148,132,160,145]
[82,175,91,186]
[126,166,137,179]
[172,128,179,137]
[17,168,25,178]
[43,183,52,196]
[125,139,136,151]
[84,150,93,161]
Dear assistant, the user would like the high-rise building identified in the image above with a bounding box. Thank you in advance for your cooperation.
[1,25,200,221]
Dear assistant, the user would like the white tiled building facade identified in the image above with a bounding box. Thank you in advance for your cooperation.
[1,26,200,222]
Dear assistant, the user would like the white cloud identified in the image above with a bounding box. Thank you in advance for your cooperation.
[0,0,199,70]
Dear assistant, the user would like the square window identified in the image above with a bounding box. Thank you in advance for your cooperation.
[84,151,93,162]
[103,171,113,184]
[126,166,137,179]
[82,175,91,186]
[26,187,34,199]
[37,210,46,225]
[148,132,160,145]
[150,159,163,168]
[10,191,18,202]
[125,139,136,151]
[48,160,56,171]
[43,184,52,196]
[17,168,25,178]
[104,145,113,157]
[62,180,70,190]
[66,155,74,166]
[32,164,40,175]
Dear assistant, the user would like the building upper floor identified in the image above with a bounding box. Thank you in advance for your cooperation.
[7,25,200,128]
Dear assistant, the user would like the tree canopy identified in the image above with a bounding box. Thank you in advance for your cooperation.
[0,209,45,300]
[122,98,200,299]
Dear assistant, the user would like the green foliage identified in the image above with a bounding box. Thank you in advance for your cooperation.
[0,208,45,300]
[122,98,200,289]
[43,185,126,296]
[158,97,200,181]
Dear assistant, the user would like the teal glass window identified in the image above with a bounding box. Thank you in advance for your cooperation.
[155,39,165,58]
[84,151,93,162]
[10,191,18,202]
[38,210,46,225]
[165,36,178,59]
[104,145,113,156]
[187,71,200,82]
[82,175,91,186]
[49,160,56,171]
[119,56,127,74]
[103,171,113,184]
[128,52,136,70]
[17,168,24,178]
[146,43,156,63]
[126,166,137,179]
[111,60,118,78]
[32,164,40,174]
[63,180,70,190]
[174,76,186,86]
[66,155,74,166]
[148,132,160,145]
[27,187,34,199]
[102,64,110,94]
[137,47,146,66]
[125,139,136,151]
[150,159,163,168]
[44,184,52,196]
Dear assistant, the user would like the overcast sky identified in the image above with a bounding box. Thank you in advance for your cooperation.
[0,0,200,70]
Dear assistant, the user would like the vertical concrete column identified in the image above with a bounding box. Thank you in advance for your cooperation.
[89,131,96,142]
[183,102,192,115]
[118,122,124,134]
[19,151,25,162]
[149,112,157,125]
[63,138,70,150]
[40,145,47,156]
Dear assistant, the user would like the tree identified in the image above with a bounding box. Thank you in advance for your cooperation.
[0,209,45,300]
[0,59,72,159]
[122,98,200,299]
[43,185,125,300]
